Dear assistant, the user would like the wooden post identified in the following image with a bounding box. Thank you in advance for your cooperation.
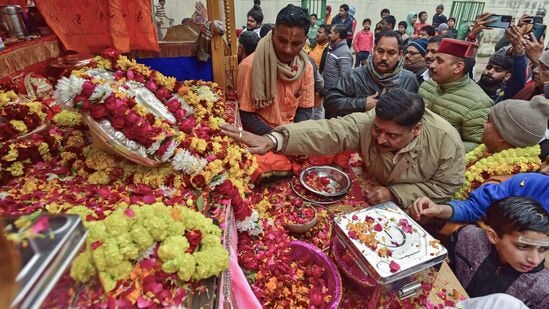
[206,0,226,89]
[224,0,238,89]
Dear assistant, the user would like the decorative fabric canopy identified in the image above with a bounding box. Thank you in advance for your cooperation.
[34,0,159,53]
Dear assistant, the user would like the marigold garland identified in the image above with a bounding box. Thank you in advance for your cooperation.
[454,144,541,199]
[68,202,228,292]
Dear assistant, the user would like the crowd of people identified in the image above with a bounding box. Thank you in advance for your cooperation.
[230,2,549,308]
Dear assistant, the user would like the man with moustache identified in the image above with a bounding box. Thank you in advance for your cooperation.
[221,89,465,208]
[478,26,527,103]
[237,5,314,135]
[420,38,492,152]
[477,51,512,102]
[324,31,419,118]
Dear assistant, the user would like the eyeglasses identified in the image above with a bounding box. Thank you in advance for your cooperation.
[405,50,421,56]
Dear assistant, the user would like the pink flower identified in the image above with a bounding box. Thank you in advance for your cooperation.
[348,230,358,239]
[126,69,135,80]
[399,218,413,234]
[31,216,49,234]
[373,223,383,232]
[145,80,158,92]
[113,70,125,80]
[389,261,401,273]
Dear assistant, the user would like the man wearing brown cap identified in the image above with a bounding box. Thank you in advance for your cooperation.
[420,38,493,152]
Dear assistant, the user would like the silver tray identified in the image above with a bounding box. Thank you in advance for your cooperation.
[291,178,345,205]
[7,214,88,308]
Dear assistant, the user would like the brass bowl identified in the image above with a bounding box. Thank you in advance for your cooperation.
[284,205,318,234]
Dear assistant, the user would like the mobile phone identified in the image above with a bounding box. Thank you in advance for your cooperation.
[524,16,544,24]
[486,15,513,29]
[531,23,547,41]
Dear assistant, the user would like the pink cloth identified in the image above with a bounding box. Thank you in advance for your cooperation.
[352,30,373,52]
[218,203,262,309]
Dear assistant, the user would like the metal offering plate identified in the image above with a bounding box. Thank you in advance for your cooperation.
[299,166,351,197]
[291,177,345,205]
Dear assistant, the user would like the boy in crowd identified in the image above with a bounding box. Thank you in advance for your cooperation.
[449,197,549,309]
[352,18,373,67]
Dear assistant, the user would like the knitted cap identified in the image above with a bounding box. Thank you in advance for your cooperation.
[437,38,477,59]
[409,38,428,56]
[489,51,512,71]
[490,95,549,147]
[348,6,356,18]
[539,49,549,67]
[437,23,449,32]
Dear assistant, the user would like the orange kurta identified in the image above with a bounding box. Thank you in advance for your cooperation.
[237,53,314,128]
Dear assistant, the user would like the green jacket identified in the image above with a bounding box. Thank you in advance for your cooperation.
[274,110,465,208]
[419,75,493,152]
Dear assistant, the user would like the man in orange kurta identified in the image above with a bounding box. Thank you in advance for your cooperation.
[238,4,314,135]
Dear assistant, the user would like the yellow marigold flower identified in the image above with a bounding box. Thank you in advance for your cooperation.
[67,135,86,148]
[20,180,38,194]
[38,142,49,156]
[3,145,18,162]
[53,110,83,127]
[133,104,149,117]
[116,56,133,70]
[88,170,111,184]
[7,162,24,176]
[85,148,117,171]
[10,120,28,134]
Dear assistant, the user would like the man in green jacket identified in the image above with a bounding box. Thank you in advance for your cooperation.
[221,89,465,209]
[419,38,493,152]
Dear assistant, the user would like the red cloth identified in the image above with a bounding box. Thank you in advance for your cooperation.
[0,0,26,10]
[35,0,159,54]
[513,80,542,100]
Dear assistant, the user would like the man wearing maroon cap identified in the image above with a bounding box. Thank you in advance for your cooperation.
[419,38,492,152]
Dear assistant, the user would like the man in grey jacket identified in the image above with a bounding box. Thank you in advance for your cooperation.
[324,31,419,119]
[222,89,464,208]
[319,24,353,97]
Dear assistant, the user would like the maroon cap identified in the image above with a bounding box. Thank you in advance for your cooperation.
[437,38,477,59]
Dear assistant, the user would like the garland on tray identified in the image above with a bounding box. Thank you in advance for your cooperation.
[454,144,541,199]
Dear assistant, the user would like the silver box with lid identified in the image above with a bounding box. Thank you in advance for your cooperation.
[333,202,447,302]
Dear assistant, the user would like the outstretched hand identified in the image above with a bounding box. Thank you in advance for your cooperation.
[409,197,452,221]
[220,123,275,155]
[469,12,496,37]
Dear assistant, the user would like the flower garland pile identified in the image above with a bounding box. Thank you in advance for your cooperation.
[68,202,228,294]
[54,53,257,196]
[454,144,541,199]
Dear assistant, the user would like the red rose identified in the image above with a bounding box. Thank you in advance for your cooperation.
[134,73,145,83]
[145,80,158,92]
[173,109,186,123]
[179,116,196,133]
[111,116,126,129]
[88,104,108,119]
[104,95,117,111]
[101,48,118,60]
[112,104,128,117]
[155,87,170,100]
[165,99,180,113]
[113,70,125,80]
[74,96,90,109]
[80,80,96,97]
[125,111,140,125]
[185,230,202,253]
[233,199,252,220]
[191,174,206,188]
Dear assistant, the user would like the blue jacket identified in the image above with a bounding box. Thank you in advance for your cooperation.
[449,173,549,222]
